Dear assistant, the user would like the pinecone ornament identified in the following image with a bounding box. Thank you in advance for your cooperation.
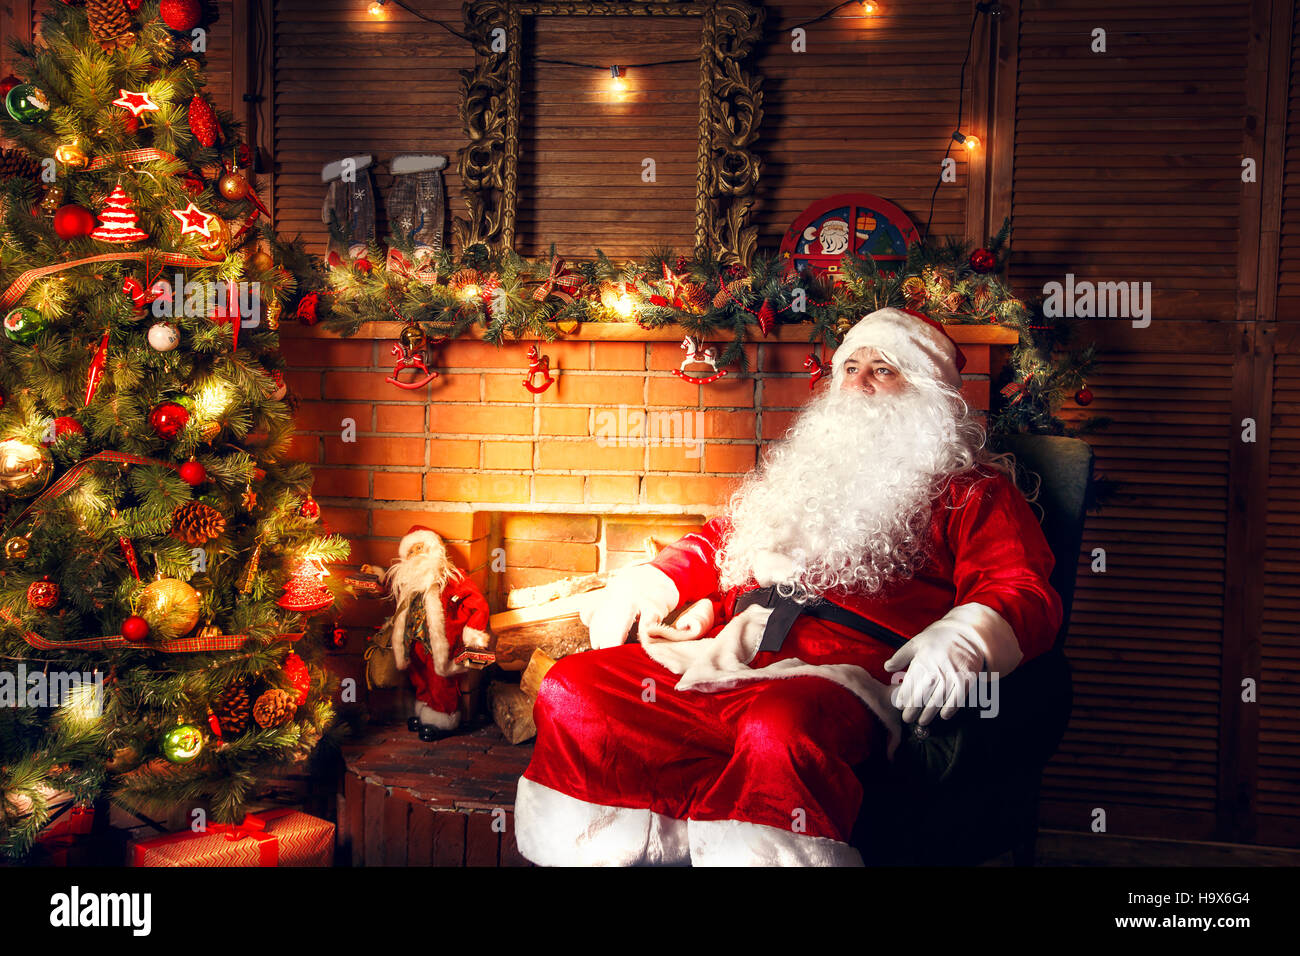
[253,688,297,729]
[0,147,39,184]
[86,0,135,50]
[902,275,927,305]
[210,683,250,736]
[170,500,226,544]
[972,285,994,315]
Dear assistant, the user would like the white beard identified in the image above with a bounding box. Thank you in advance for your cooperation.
[717,381,985,601]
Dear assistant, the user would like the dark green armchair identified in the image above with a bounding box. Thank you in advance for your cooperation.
[850,434,1096,866]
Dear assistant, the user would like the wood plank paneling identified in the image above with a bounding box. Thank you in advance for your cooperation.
[1039,325,1235,841]
[1011,0,1252,321]
[271,0,977,259]
[1278,0,1300,314]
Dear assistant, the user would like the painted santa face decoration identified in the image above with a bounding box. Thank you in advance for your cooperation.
[841,346,907,397]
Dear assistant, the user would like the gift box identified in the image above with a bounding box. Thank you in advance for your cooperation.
[33,802,97,866]
[129,808,334,867]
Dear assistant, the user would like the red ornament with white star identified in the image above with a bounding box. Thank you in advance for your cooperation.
[170,202,213,238]
[112,88,160,118]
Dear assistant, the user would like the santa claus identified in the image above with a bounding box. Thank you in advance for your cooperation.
[382,526,493,739]
[512,307,1064,867]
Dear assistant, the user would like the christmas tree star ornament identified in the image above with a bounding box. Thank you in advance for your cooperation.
[111,89,160,117]
[170,202,214,238]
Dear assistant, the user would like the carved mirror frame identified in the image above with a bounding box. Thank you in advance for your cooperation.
[455,0,765,266]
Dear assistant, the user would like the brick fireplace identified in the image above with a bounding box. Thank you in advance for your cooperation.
[278,322,1016,682]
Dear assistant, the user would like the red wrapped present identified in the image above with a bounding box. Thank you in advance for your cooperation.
[129,808,333,867]
[35,802,96,866]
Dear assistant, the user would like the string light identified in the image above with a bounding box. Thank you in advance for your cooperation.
[952,131,980,151]
[614,294,636,318]
[369,0,386,16]
[462,284,480,299]
[861,1,879,13]
[610,65,626,92]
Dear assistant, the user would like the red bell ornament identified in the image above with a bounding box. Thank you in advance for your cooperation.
[149,402,190,439]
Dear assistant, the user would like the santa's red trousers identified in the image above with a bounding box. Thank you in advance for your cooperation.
[522,641,892,845]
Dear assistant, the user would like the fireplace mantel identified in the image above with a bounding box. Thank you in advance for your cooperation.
[284,321,1020,346]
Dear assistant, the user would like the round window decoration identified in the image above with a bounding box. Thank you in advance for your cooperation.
[779,193,921,281]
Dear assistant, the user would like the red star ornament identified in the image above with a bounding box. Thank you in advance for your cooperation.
[111,89,160,118]
[170,202,213,238]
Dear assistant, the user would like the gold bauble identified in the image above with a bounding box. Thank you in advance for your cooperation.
[218,171,248,201]
[4,535,30,560]
[244,248,273,272]
[136,578,201,640]
[54,143,89,169]
[265,300,281,330]
[0,440,53,497]
[398,324,426,353]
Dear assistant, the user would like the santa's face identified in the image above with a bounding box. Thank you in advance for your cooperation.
[840,346,907,397]
[717,374,979,600]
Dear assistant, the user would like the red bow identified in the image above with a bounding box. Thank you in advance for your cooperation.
[532,254,582,303]
[295,292,320,325]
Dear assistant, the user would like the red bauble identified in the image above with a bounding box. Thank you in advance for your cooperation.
[355,257,372,273]
[178,460,206,486]
[121,615,150,643]
[0,75,20,99]
[283,651,310,706]
[969,248,997,274]
[188,95,219,148]
[122,112,139,134]
[1075,387,1094,406]
[149,402,190,439]
[298,497,321,520]
[53,205,95,240]
[159,0,201,30]
[26,578,59,610]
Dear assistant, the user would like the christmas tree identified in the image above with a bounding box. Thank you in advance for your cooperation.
[0,0,346,857]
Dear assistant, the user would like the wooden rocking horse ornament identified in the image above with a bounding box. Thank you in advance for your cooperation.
[672,335,729,385]
[523,345,555,394]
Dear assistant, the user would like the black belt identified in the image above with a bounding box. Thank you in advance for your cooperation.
[733,586,910,653]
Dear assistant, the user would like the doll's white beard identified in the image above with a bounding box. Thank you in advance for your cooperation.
[717,381,977,601]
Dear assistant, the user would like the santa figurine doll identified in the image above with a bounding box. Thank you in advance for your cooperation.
[380,526,494,741]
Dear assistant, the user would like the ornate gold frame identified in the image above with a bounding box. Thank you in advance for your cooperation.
[455,0,765,266]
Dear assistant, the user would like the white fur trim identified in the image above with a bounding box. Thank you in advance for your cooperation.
[687,818,863,867]
[832,307,963,391]
[640,606,905,760]
[513,777,691,866]
[415,700,461,730]
[390,154,447,175]
[462,627,491,651]
[321,154,373,182]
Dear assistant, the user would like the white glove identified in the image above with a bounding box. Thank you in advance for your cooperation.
[642,598,715,643]
[752,549,797,587]
[579,563,681,650]
[882,603,1023,727]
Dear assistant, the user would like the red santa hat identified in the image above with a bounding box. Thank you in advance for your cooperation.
[831,307,967,392]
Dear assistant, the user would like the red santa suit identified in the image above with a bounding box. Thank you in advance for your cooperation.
[403,574,491,727]
[515,467,1063,865]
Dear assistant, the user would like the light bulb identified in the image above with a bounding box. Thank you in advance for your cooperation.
[463,284,480,299]
[963,134,980,151]
[861,1,878,13]
[615,294,635,318]
[610,65,626,92]
[369,0,385,15]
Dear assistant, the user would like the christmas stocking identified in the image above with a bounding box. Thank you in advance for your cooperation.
[321,154,376,263]
[387,154,447,265]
